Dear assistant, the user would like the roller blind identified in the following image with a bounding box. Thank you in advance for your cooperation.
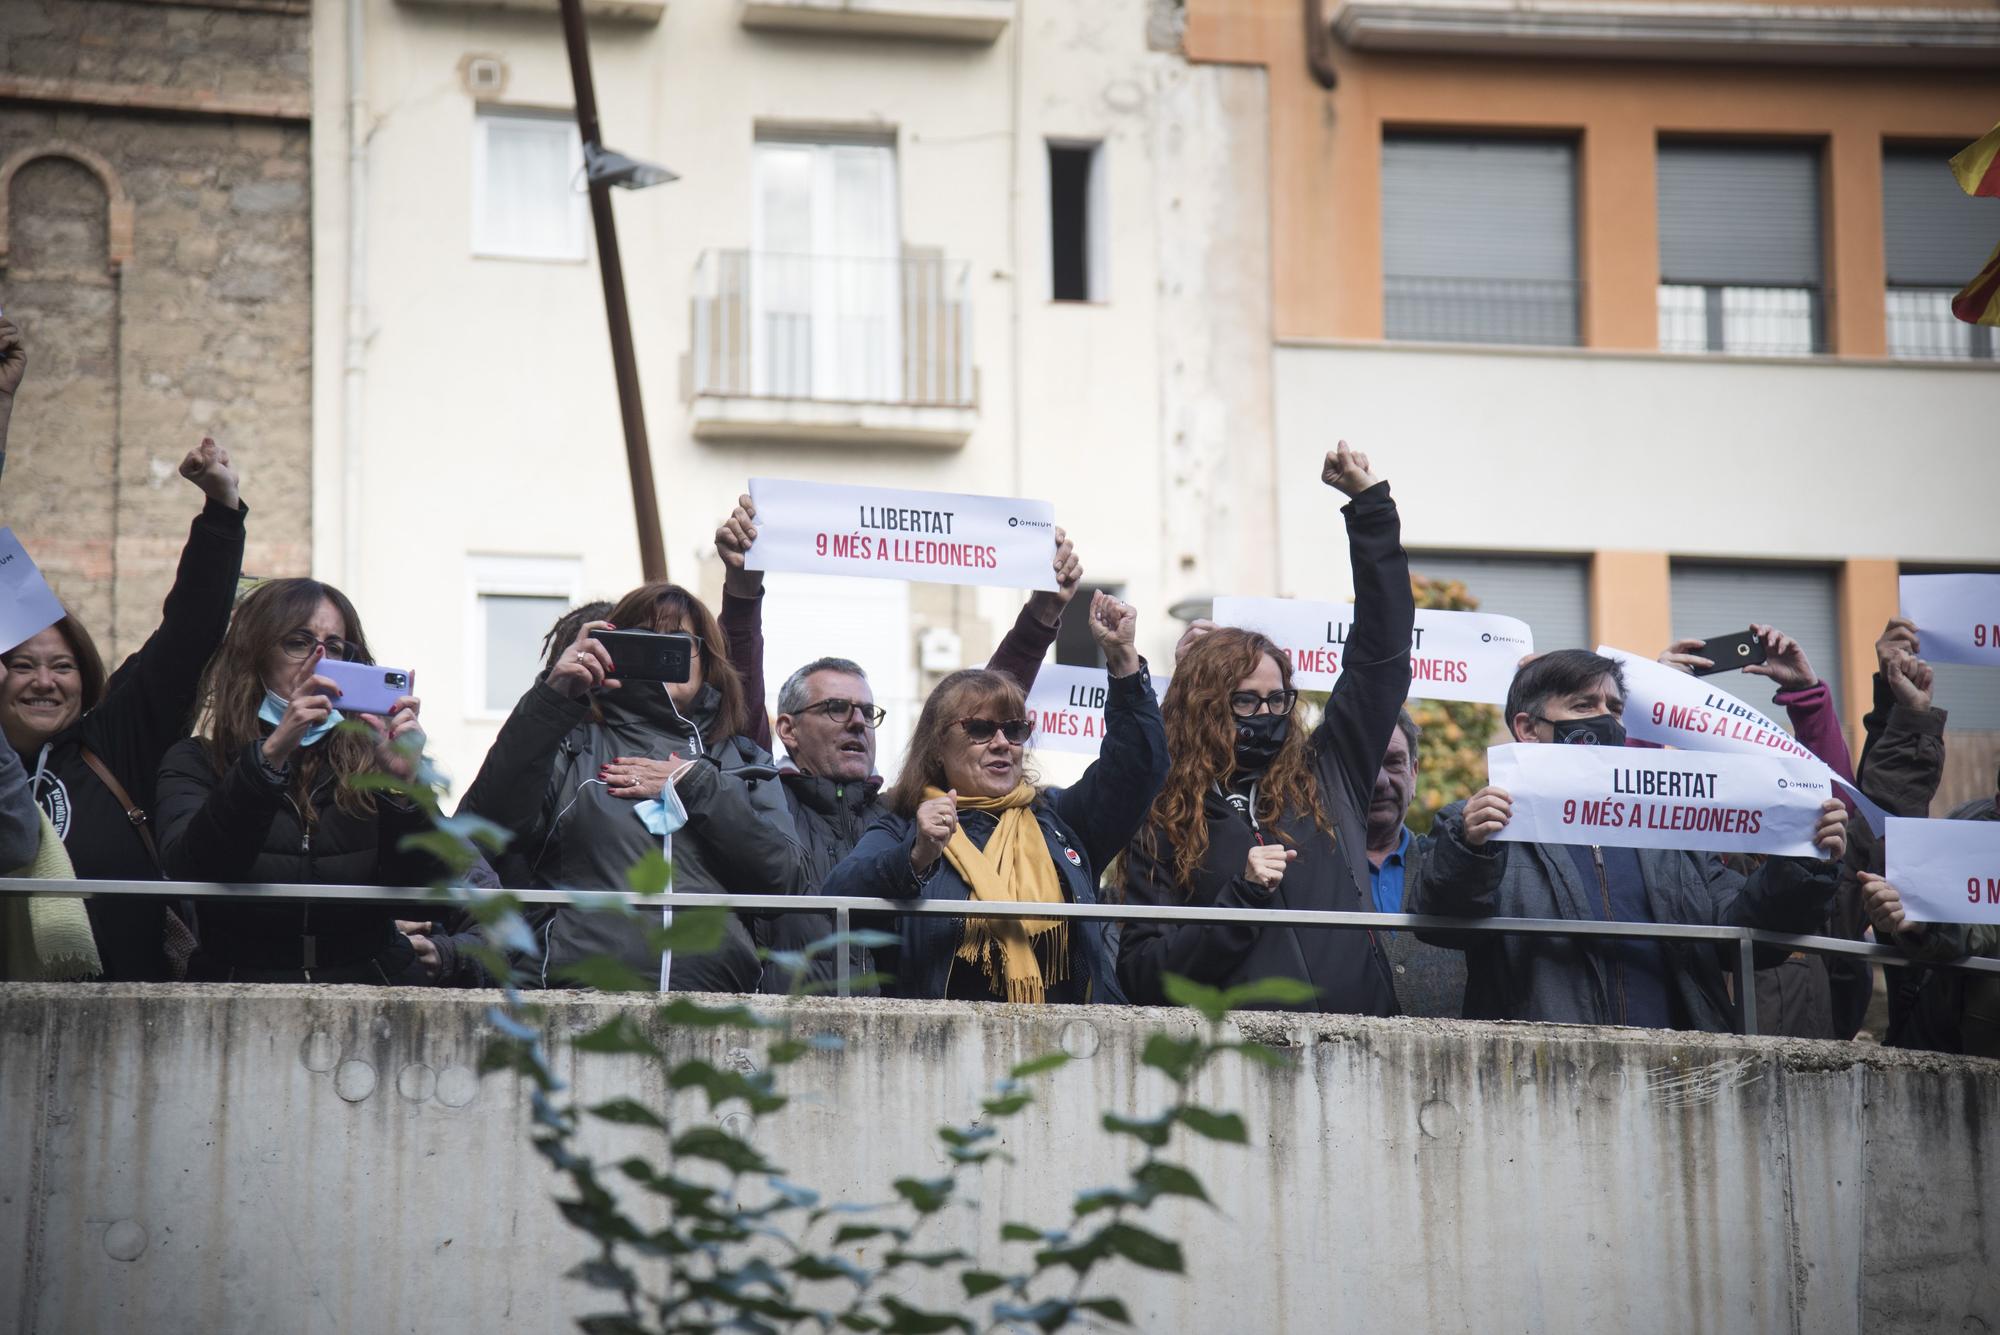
[1884,148,1995,288]
[1669,563,1840,722]
[1409,553,1591,660]
[1657,144,1822,287]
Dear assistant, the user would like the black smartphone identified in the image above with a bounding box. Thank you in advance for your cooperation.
[1689,629,1768,677]
[595,629,694,684]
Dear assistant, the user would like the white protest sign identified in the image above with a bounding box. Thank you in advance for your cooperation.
[745,478,1057,592]
[0,528,66,653]
[1212,596,1531,705]
[1024,665,1170,757]
[1486,742,1830,857]
[1598,645,1886,833]
[1898,574,2000,668]
[1885,817,2000,925]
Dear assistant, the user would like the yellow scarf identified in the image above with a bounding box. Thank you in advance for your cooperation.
[1,813,101,982]
[927,782,1069,1004]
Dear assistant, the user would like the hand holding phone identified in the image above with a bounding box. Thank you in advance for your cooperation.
[317,657,418,716]
[594,628,694,684]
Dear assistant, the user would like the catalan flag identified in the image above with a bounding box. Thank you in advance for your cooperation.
[1951,121,2000,198]
[1953,239,2000,327]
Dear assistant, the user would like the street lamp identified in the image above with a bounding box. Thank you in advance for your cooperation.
[584,142,678,192]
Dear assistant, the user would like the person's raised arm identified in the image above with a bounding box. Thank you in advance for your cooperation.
[1745,623,1854,781]
[986,527,1082,692]
[1310,442,1415,808]
[0,315,24,478]
[1861,653,1946,817]
[714,493,773,751]
[1050,593,1167,871]
[1858,618,1921,783]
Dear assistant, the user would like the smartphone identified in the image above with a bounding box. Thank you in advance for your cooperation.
[1689,629,1768,677]
[317,658,417,715]
[595,629,694,684]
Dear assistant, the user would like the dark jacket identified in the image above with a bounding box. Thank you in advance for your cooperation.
[1380,831,1467,1018]
[20,499,244,978]
[819,666,1167,1002]
[458,678,805,992]
[0,740,40,870]
[1119,482,1414,1016]
[156,736,433,982]
[1410,799,1841,1032]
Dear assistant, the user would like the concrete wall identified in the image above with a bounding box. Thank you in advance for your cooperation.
[5,984,1996,1333]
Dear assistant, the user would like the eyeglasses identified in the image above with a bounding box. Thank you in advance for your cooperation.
[278,631,359,662]
[956,717,1035,745]
[1228,689,1298,719]
[799,698,887,728]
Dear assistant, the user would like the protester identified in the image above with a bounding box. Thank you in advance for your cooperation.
[1362,710,1466,1017]
[1658,623,1856,1037]
[2,415,246,979]
[156,579,435,983]
[712,491,1084,754]
[1119,443,1414,1015]
[820,592,1162,1003]
[460,582,805,992]
[1409,649,1849,1032]
[0,737,103,981]
[0,727,43,871]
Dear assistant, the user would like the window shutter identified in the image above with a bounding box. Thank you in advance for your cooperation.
[1657,145,1821,287]
[1408,554,1591,661]
[1669,563,1841,722]
[1884,149,1995,288]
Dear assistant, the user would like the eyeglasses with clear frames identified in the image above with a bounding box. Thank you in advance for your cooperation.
[278,631,360,662]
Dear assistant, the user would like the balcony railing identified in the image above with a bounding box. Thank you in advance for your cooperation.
[1383,275,1580,348]
[690,249,976,409]
[1886,287,1998,362]
[1659,283,1825,357]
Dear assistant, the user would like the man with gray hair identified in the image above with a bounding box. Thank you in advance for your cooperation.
[1366,708,1466,1018]
[713,492,1085,897]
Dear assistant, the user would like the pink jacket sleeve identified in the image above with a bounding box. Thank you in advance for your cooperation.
[1772,681,1855,784]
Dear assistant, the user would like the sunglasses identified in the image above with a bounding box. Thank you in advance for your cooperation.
[955,717,1035,745]
[278,631,360,662]
[799,698,887,728]
[1228,689,1298,719]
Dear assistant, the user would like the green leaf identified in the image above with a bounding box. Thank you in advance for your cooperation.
[993,1299,1072,1331]
[553,955,651,993]
[668,1059,785,1114]
[573,1015,659,1057]
[801,928,901,958]
[673,1126,774,1175]
[790,1253,870,1284]
[1009,1051,1071,1079]
[999,1222,1045,1243]
[1139,1033,1204,1083]
[832,1223,898,1246]
[937,1125,996,1149]
[890,1176,954,1215]
[1218,975,1318,1011]
[565,1258,638,1292]
[1078,1297,1133,1324]
[647,906,731,955]
[1099,1221,1184,1273]
[960,1271,1008,1298]
[1034,1230,1113,1274]
[1133,1161,1210,1204]
[884,1247,969,1269]
[878,1297,973,1335]
[1176,1106,1248,1144]
[1073,1186,1143,1216]
[578,1315,651,1335]
[588,1098,667,1130]
[1160,973,1229,1022]
[982,1091,1033,1117]
[625,848,672,895]
[1101,1110,1175,1148]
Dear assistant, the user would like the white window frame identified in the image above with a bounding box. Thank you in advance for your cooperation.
[465,555,585,721]
[471,109,589,263]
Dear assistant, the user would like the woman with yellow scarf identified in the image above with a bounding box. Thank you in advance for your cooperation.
[821,593,1165,1003]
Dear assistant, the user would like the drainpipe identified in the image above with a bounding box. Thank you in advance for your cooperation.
[343,0,368,589]
[1306,0,1339,90]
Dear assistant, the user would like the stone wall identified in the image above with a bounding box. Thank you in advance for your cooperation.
[0,0,312,659]
[3,985,1996,1332]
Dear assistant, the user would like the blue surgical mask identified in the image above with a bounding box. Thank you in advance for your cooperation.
[634,783,689,840]
[260,688,343,749]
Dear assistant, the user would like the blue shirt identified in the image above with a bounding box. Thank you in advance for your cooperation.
[1562,843,1674,1029]
[1368,826,1412,916]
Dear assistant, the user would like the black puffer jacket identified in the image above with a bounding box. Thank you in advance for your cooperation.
[458,678,806,992]
[156,737,434,981]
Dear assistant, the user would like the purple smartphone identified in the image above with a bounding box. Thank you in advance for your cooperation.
[317,658,416,716]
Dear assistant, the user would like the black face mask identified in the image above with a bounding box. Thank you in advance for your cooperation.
[1542,713,1627,748]
[1233,713,1291,772]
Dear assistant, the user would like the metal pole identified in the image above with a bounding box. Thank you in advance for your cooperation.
[835,905,851,998]
[558,0,669,584]
[1735,933,1759,1036]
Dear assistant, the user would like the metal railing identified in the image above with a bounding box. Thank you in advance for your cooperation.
[1658,283,1826,356]
[1382,275,1579,348]
[689,249,976,407]
[8,879,2000,1037]
[1886,287,1999,362]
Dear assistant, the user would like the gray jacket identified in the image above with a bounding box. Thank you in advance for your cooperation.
[1380,831,1467,1019]
[1410,799,1839,1032]
[0,742,41,870]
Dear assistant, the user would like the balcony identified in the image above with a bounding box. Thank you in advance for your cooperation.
[1383,275,1579,347]
[1658,284,1825,357]
[1886,287,1998,362]
[738,0,1012,43]
[687,249,978,448]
